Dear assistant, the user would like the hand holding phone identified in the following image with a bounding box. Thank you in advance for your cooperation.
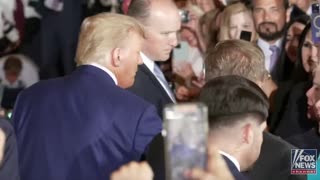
[163,103,208,180]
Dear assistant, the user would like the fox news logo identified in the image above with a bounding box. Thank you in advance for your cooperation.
[291,149,317,175]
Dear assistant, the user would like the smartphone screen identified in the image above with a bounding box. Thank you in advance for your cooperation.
[311,2,320,44]
[240,30,252,42]
[163,103,208,180]
[173,41,189,63]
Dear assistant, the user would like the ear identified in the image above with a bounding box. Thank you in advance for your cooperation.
[260,121,267,131]
[111,48,121,67]
[242,123,253,145]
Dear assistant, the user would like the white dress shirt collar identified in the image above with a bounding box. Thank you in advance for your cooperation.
[140,52,155,73]
[88,63,118,85]
[140,52,176,103]
[257,38,283,50]
[219,150,241,172]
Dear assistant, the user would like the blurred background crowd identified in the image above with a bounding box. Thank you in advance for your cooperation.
[0,0,320,180]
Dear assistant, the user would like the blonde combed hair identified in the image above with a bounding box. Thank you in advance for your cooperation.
[205,40,266,83]
[76,13,145,66]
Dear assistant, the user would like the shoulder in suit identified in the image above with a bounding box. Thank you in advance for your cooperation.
[0,119,20,180]
[222,155,249,180]
[286,128,320,153]
[13,65,162,180]
[128,64,173,180]
[246,132,307,180]
[127,64,173,116]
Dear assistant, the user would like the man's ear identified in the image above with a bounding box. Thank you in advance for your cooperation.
[242,123,253,145]
[111,48,121,67]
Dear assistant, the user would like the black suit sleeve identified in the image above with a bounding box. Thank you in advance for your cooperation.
[0,119,20,180]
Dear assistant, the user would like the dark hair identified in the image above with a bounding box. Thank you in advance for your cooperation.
[292,22,311,82]
[275,12,310,82]
[4,56,22,75]
[199,75,269,129]
[248,0,289,10]
[127,0,151,23]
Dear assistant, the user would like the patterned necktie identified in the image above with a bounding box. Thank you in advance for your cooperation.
[269,45,280,71]
[153,64,176,103]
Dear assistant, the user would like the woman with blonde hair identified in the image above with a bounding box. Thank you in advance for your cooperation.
[218,2,257,42]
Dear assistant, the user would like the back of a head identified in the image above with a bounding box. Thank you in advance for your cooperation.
[199,75,269,130]
[127,0,152,23]
[128,0,178,23]
[75,13,144,66]
[205,39,266,83]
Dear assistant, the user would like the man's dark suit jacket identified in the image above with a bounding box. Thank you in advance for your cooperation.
[128,64,173,180]
[246,132,307,180]
[128,64,173,116]
[12,65,162,180]
[222,155,248,180]
[286,128,320,153]
[0,119,20,180]
[273,81,314,138]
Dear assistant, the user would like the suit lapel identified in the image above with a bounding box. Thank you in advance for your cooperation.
[139,64,173,103]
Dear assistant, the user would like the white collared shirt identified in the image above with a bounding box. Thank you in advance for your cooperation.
[88,63,118,85]
[140,52,176,103]
[257,38,283,72]
[219,150,241,172]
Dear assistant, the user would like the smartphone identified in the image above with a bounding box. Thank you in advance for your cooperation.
[173,41,189,63]
[240,30,252,42]
[163,103,208,180]
[311,2,320,44]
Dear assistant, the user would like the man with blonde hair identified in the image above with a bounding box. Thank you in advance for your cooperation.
[205,40,266,86]
[12,13,162,180]
[205,39,306,180]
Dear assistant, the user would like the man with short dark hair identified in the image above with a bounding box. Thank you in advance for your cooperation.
[200,75,268,180]
[250,0,290,80]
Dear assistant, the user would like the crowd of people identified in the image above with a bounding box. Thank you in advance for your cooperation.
[0,0,319,180]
